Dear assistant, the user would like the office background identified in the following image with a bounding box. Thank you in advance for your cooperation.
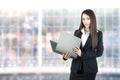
[0,0,120,80]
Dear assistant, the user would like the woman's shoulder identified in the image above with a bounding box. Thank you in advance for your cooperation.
[74,29,79,33]
[74,29,80,36]
[97,30,103,37]
[97,30,103,34]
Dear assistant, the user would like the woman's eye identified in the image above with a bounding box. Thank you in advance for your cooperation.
[87,17,90,20]
[82,18,85,21]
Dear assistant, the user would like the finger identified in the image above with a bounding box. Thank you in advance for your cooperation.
[64,52,68,58]
[72,48,76,51]
[73,47,77,51]
[66,54,71,58]
[75,46,79,49]
[66,52,70,58]
[63,53,67,58]
[65,52,69,57]
[73,47,77,49]
[68,53,71,58]
[67,53,71,57]
[63,54,67,59]
[62,53,65,56]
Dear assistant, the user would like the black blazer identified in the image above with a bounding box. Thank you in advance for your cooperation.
[70,30,104,73]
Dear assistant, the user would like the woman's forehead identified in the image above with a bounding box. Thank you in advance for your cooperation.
[82,13,90,18]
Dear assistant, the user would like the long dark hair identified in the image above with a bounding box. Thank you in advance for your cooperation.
[75,9,98,50]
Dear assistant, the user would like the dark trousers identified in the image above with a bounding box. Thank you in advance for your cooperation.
[69,71,96,80]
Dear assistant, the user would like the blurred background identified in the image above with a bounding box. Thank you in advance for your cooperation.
[0,0,120,80]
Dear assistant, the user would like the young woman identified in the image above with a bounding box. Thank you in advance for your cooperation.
[63,9,104,80]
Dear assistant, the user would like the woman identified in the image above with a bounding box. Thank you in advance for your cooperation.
[63,9,104,80]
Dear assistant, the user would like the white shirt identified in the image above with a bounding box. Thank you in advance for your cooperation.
[81,28,90,47]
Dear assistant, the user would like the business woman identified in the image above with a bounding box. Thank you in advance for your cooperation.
[63,9,104,80]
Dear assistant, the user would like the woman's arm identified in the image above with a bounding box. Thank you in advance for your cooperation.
[81,31,104,60]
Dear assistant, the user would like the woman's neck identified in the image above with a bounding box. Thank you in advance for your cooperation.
[84,28,89,34]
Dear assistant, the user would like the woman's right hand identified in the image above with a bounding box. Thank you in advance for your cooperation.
[62,52,71,60]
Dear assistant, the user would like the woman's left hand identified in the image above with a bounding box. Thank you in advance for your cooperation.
[72,47,81,56]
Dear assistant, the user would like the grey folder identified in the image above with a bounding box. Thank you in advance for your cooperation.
[55,32,81,58]
[50,40,74,58]
[50,40,62,55]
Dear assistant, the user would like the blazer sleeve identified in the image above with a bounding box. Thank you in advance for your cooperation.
[81,31,104,60]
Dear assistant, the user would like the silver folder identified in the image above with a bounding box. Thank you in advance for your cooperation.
[55,32,81,58]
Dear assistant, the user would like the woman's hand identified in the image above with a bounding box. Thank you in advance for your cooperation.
[73,47,81,56]
[62,52,71,60]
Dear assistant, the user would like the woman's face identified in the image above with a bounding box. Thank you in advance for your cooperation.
[82,13,91,29]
